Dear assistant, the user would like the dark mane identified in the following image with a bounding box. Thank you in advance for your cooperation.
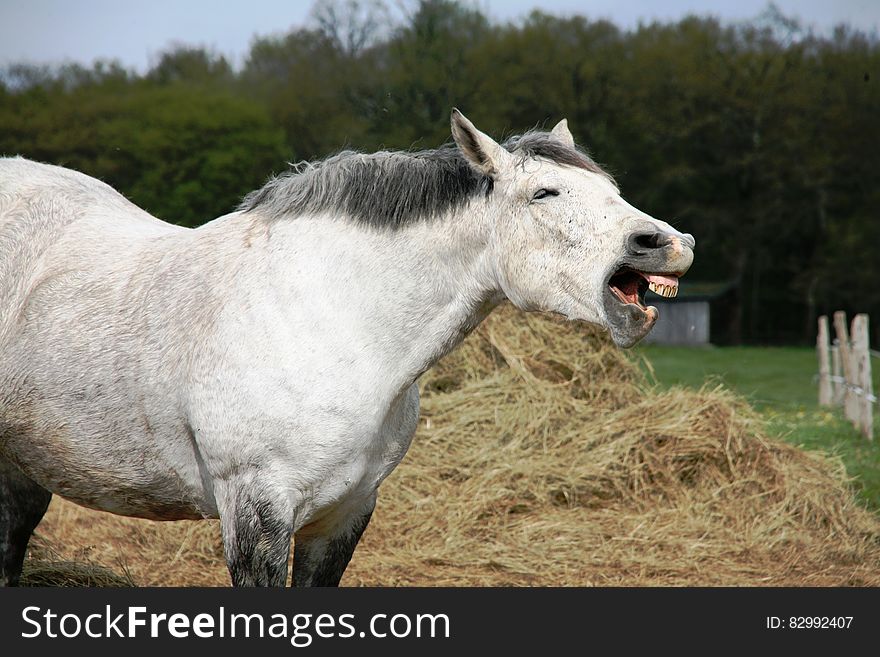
[238,131,613,229]
[504,132,611,178]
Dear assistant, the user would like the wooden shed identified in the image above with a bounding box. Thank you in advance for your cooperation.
[642,281,734,346]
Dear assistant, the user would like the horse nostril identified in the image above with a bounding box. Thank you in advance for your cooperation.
[628,232,670,253]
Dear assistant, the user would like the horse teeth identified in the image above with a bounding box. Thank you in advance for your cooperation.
[649,281,679,298]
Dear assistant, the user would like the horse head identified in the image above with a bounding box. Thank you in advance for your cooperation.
[451,109,695,347]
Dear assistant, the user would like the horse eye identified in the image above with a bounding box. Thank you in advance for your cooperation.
[532,188,560,201]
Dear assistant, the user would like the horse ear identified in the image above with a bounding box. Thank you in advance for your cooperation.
[551,119,575,148]
[450,108,513,178]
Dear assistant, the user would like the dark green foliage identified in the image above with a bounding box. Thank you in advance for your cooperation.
[1,1,877,342]
[0,61,288,227]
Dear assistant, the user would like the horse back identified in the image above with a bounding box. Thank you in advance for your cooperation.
[0,157,177,339]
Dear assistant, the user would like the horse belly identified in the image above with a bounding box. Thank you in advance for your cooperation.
[0,416,218,521]
[1,295,217,519]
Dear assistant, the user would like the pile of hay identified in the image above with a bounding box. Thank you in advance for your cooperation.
[23,306,880,586]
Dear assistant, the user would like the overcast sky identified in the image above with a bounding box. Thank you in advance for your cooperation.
[2,0,878,73]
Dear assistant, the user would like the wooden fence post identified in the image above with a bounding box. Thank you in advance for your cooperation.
[817,316,832,406]
[852,314,874,440]
[831,342,844,405]
[833,311,858,425]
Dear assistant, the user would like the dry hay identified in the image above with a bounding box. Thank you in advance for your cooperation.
[23,305,880,586]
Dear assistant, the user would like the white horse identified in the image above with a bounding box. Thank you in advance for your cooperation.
[0,110,693,586]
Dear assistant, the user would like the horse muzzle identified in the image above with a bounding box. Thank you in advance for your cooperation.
[602,229,695,347]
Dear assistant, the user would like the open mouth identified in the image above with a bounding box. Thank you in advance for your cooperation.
[607,267,680,311]
[601,233,693,348]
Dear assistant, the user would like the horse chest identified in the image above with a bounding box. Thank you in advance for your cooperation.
[268,384,421,529]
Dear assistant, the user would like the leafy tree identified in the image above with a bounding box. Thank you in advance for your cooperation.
[147,46,234,86]
[0,73,288,226]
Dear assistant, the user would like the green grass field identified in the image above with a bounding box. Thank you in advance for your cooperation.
[636,344,880,511]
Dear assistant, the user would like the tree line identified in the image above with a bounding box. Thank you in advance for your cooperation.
[1,0,878,345]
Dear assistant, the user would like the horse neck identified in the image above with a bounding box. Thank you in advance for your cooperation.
[252,204,501,390]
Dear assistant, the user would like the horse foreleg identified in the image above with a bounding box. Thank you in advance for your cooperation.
[216,483,294,587]
[292,494,375,587]
[0,457,52,586]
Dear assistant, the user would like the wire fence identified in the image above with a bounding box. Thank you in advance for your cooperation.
[816,312,874,439]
